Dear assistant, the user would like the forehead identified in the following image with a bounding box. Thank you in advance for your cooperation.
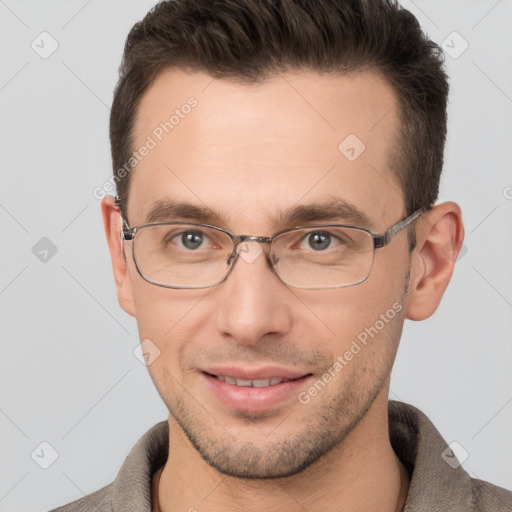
[129,68,403,230]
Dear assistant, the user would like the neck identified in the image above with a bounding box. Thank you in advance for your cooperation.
[154,395,409,512]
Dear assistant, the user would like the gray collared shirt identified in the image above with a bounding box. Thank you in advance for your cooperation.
[50,401,512,511]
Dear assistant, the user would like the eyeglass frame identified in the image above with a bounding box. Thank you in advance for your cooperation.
[115,196,427,290]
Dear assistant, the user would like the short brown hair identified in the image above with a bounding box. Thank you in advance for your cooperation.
[110,0,448,220]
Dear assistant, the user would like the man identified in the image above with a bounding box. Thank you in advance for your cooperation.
[52,0,511,510]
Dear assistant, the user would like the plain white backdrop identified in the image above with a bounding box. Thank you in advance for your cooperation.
[0,1,511,511]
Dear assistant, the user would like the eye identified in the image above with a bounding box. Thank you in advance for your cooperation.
[300,230,340,251]
[163,229,210,250]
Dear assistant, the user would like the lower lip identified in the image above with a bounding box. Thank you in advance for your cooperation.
[202,373,312,413]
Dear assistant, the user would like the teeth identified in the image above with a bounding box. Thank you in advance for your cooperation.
[216,375,289,387]
[252,379,272,388]
[235,379,252,387]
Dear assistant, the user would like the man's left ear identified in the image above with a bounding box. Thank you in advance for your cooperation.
[405,201,465,321]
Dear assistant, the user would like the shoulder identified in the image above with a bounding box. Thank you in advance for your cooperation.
[48,483,113,512]
[388,401,512,511]
[469,478,512,510]
[47,420,168,512]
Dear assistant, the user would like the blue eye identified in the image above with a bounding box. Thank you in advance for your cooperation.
[180,231,204,250]
[307,231,331,251]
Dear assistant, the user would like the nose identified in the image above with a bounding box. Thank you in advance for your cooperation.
[214,241,292,346]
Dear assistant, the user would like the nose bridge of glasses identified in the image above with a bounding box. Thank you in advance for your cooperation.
[235,234,273,245]
[226,234,275,267]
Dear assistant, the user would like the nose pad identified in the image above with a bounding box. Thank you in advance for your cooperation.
[226,250,237,266]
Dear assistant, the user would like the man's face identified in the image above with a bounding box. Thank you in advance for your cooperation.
[121,69,414,478]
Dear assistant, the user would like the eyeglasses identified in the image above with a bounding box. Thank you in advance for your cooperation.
[119,206,425,290]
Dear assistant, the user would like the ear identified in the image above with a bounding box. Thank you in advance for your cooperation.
[405,201,464,321]
[101,196,136,317]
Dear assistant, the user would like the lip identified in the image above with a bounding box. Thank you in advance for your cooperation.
[201,366,313,413]
[202,365,308,381]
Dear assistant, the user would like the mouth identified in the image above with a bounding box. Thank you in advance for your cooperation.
[208,373,297,387]
[201,368,313,413]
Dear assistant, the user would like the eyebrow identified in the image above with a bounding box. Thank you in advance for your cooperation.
[143,197,374,229]
[144,200,223,224]
[277,199,374,229]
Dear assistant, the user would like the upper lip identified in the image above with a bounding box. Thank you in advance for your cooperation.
[202,366,310,381]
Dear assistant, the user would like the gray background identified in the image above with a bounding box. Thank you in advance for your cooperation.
[0,1,511,510]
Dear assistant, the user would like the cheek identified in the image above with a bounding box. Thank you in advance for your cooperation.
[301,275,405,337]
[372,236,412,283]
[296,268,407,377]
[130,275,211,358]
[132,288,211,400]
